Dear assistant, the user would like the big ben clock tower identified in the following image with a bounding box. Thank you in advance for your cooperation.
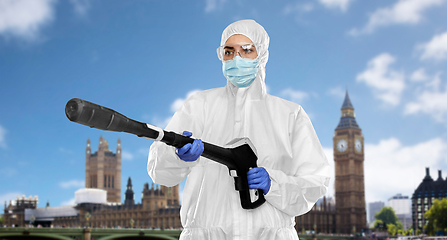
[333,91,366,234]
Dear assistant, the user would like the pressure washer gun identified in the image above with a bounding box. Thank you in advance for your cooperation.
[65,98,266,209]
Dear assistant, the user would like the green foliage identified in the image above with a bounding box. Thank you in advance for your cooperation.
[404,228,413,236]
[375,207,399,225]
[416,229,422,235]
[0,215,3,224]
[424,198,447,236]
[387,224,397,236]
[397,221,403,230]
[374,219,384,230]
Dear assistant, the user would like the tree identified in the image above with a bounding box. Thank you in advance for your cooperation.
[374,219,385,230]
[375,207,399,225]
[416,229,422,235]
[387,224,397,236]
[396,221,403,230]
[404,228,413,236]
[424,198,447,236]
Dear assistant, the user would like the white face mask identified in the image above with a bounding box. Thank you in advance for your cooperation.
[223,56,259,88]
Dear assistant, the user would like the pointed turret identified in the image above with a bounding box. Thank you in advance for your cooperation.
[423,168,434,182]
[98,136,109,151]
[86,139,91,155]
[342,90,354,109]
[116,138,122,155]
[436,170,444,182]
[336,90,360,130]
[124,177,134,206]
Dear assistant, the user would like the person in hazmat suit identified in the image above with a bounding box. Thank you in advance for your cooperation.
[147,19,330,240]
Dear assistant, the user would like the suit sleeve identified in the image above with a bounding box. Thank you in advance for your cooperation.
[264,107,331,216]
[147,94,205,187]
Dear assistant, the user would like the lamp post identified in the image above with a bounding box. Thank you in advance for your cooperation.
[85,212,91,228]
[29,215,35,227]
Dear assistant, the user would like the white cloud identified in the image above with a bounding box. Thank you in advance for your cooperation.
[356,53,405,106]
[0,0,57,41]
[324,137,447,203]
[170,89,201,113]
[405,74,447,122]
[318,0,354,12]
[364,137,447,202]
[204,0,226,13]
[69,0,90,17]
[418,31,447,61]
[61,197,76,206]
[0,167,17,177]
[59,147,73,154]
[144,89,201,130]
[151,116,172,130]
[410,68,429,82]
[283,2,314,15]
[59,180,85,189]
[121,150,134,161]
[0,124,7,149]
[280,88,309,103]
[138,147,150,156]
[349,0,446,35]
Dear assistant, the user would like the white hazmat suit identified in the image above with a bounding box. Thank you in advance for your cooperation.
[148,19,330,240]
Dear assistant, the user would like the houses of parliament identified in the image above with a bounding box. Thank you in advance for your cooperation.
[4,91,367,233]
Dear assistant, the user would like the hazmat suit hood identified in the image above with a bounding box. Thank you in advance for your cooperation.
[218,19,270,99]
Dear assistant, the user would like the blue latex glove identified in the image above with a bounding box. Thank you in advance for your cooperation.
[175,131,204,162]
[247,167,271,195]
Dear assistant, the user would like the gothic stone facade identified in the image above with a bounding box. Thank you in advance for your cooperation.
[86,137,121,203]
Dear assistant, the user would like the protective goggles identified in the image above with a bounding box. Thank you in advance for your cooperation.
[217,42,258,61]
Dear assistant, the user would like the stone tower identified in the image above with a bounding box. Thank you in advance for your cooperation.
[85,136,122,203]
[333,91,367,233]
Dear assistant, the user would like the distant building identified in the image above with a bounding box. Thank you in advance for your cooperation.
[85,137,121,203]
[368,201,384,223]
[333,91,367,233]
[295,91,368,234]
[412,168,447,231]
[3,137,180,229]
[3,180,180,228]
[388,194,411,230]
[3,195,39,227]
[295,196,336,233]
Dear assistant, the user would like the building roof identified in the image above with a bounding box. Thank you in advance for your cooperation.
[336,117,360,130]
[25,206,78,221]
[342,90,354,109]
[336,90,360,130]
[412,168,447,199]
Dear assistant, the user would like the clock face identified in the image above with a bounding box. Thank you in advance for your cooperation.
[337,139,347,152]
[355,139,362,152]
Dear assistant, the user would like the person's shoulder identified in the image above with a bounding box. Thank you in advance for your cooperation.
[266,94,303,112]
[187,87,226,101]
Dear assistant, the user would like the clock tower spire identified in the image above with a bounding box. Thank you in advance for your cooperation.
[333,90,367,234]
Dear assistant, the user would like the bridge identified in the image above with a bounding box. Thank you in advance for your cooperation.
[0,227,355,240]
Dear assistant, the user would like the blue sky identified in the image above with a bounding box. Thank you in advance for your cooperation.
[1,0,447,219]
